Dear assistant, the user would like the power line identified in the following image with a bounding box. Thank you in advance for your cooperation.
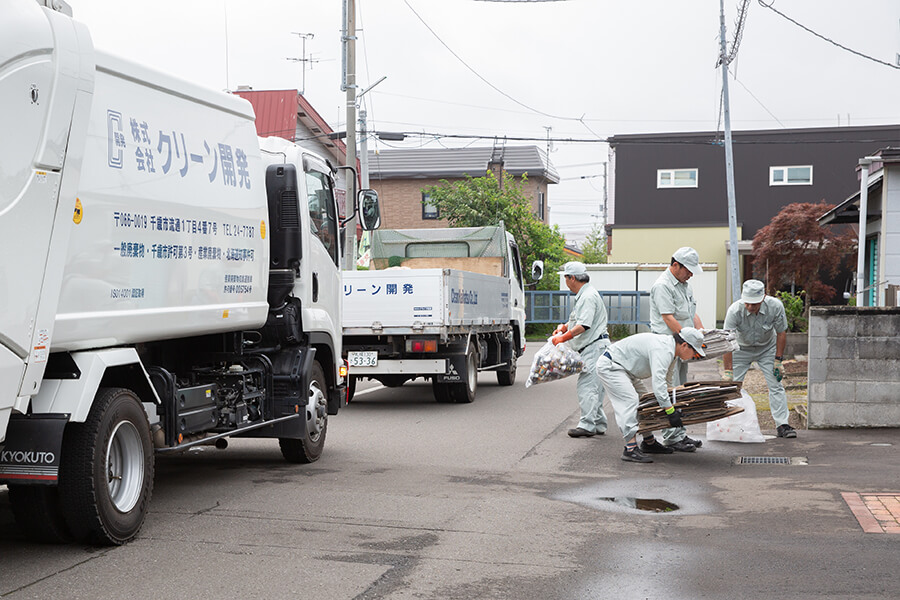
[758,0,900,70]
[402,0,586,122]
[729,68,785,128]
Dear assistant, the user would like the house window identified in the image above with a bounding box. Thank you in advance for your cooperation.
[422,193,439,220]
[538,192,545,220]
[657,168,698,188]
[770,165,813,186]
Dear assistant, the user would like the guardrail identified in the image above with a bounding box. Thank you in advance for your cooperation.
[525,290,650,327]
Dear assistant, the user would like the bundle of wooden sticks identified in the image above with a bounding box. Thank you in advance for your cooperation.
[637,381,744,434]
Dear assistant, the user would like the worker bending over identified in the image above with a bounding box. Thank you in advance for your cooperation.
[596,328,707,463]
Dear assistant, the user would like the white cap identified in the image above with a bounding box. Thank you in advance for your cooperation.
[563,261,587,276]
[672,247,703,275]
[679,327,706,357]
[741,279,765,304]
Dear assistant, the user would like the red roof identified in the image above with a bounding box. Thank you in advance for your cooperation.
[233,89,298,140]
[232,89,347,165]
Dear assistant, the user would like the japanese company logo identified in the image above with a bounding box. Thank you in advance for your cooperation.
[107,110,125,168]
[450,288,478,305]
[0,450,55,465]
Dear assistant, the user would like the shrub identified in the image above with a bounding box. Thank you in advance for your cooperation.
[776,291,807,332]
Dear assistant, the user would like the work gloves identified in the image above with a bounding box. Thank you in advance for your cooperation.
[723,369,733,381]
[773,359,784,382]
[551,330,573,346]
[552,323,568,336]
[665,407,684,428]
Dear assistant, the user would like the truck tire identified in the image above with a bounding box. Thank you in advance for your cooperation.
[432,379,453,403]
[59,387,154,545]
[450,346,478,404]
[279,361,327,463]
[347,375,357,402]
[8,485,72,543]
[496,359,517,386]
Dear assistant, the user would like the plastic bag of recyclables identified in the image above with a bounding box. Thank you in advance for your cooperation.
[525,339,585,388]
[706,389,765,443]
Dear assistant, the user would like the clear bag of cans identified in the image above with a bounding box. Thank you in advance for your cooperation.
[525,340,585,388]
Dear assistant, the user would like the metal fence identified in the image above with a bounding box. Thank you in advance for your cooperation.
[525,290,651,327]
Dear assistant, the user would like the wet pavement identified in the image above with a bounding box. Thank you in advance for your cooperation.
[1,351,898,599]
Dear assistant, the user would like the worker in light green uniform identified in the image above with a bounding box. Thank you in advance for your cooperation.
[551,262,610,438]
[723,279,795,438]
[647,247,704,452]
[596,328,707,463]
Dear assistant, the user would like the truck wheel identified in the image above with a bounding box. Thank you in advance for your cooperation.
[450,346,478,404]
[432,379,453,403]
[8,485,72,543]
[347,375,357,402]
[59,387,154,545]
[497,359,517,386]
[280,361,327,463]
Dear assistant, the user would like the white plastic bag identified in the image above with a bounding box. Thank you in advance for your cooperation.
[525,340,584,388]
[706,389,765,443]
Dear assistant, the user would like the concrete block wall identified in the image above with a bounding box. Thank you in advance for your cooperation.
[808,306,900,428]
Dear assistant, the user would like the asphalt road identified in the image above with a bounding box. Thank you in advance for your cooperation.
[1,346,899,599]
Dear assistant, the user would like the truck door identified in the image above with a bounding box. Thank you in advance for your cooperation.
[302,159,341,339]
[508,241,526,346]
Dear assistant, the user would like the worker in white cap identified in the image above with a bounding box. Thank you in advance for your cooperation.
[551,261,610,438]
[724,279,795,437]
[646,246,705,452]
[596,327,707,463]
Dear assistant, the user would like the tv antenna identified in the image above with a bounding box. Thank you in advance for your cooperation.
[287,32,319,95]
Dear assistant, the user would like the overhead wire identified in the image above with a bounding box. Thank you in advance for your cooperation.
[401,0,609,143]
[758,0,900,70]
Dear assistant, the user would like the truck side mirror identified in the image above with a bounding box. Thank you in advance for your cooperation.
[531,260,544,281]
[358,189,381,231]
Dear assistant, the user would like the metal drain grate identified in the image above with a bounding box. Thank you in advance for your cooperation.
[739,456,791,465]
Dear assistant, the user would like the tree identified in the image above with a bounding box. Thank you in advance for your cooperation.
[424,171,567,290]
[752,201,856,309]
[580,223,608,264]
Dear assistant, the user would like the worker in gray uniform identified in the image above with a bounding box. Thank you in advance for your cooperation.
[647,246,705,452]
[723,279,795,438]
[551,261,610,438]
[596,328,708,463]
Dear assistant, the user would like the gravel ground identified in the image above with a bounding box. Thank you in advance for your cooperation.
[714,358,808,431]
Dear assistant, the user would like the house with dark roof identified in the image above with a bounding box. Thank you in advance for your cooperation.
[607,124,900,321]
[366,145,559,229]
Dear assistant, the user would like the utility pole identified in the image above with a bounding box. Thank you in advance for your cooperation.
[720,0,741,305]
[342,0,357,270]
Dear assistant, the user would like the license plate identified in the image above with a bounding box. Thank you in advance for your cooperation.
[348,351,378,367]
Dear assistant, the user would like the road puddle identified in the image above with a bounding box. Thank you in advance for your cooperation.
[598,497,679,512]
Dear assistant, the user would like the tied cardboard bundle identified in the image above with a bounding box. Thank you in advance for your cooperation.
[691,329,739,361]
[637,381,744,434]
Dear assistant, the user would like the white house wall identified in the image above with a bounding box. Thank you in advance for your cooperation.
[883,165,900,304]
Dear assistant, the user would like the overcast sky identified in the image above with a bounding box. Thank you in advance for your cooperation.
[69,0,900,246]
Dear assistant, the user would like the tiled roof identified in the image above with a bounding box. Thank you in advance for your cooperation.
[367,146,559,183]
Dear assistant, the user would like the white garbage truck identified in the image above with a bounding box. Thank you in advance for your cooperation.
[0,0,380,545]
[342,225,542,403]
